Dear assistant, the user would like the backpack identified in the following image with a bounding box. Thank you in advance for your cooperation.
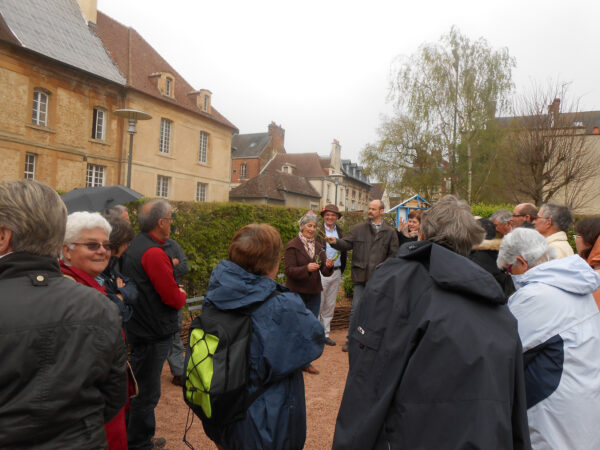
[183,287,281,427]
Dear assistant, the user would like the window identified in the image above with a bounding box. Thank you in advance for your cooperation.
[326,185,331,202]
[92,107,106,140]
[156,175,170,198]
[203,95,209,112]
[24,153,36,179]
[86,164,105,187]
[159,119,172,154]
[32,89,48,126]
[165,77,173,97]
[196,182,207,202]
[199,131,208,163]
[240,163,247,179]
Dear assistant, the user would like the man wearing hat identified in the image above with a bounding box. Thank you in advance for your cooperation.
[317,204,347,346]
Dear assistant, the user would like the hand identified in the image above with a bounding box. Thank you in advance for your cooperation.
[397,218,406,232]
[116,277,125,289]
[326,236,337,245]
[307,262,320,272]
[325,258,334,268]
[179,287,186,296]
[172,257,180,267]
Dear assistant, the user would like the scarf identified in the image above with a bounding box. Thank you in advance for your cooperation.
[59,260,107,295]
[298,232,315,259]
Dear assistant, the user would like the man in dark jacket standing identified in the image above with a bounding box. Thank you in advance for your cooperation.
[0,180,127,448]
[122,200,187,450]
[328,200,398,351]
[333,195,531,449]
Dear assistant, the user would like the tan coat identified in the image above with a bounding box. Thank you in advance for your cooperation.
[546,231,574,259]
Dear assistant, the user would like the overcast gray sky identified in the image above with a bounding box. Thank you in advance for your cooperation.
[98,0,599,164]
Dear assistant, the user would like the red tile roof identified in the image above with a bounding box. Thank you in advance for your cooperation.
[95,11,237,132]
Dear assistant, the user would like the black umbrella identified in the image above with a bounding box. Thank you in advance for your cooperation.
[61,185,143,213]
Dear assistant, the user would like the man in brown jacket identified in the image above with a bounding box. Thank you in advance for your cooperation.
[328,200,399,351]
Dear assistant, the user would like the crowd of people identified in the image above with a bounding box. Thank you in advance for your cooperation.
[1,179,600,449]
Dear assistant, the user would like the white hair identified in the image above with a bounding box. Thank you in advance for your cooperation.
[497,228,554,270]
[64,212,112,245]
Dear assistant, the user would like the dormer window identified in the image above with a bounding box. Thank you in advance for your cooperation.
[151,72,175,98]
[203,95,209,112]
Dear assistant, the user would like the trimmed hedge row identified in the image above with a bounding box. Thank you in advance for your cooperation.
[123,201,520,298]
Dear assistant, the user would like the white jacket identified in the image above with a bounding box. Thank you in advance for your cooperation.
[509,255,600,449]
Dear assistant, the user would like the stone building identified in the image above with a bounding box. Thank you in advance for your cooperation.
[0,0,237,202]
[0,0,126,190]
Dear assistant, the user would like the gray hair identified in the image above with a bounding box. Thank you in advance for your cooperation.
[138,200,171,232]
[540,203,573,233]
[490,209,512,225]
[298,211,318,230]
[0,180,67,258]
[420,195,485,256]
[104,204,128,220]
[64,212,112,246]
[497,228,554,270]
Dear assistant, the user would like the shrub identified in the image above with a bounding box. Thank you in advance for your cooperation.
[471,202,515,218]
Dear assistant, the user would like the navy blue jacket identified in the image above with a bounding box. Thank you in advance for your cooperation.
[202,260,325,450]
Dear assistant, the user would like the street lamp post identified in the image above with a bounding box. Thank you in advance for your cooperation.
[113,109,152,188]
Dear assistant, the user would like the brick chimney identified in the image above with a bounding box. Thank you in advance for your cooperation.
[268,122,285,153]
[76,0,97,25]
[330,139,341,174]
[548,98,560,126]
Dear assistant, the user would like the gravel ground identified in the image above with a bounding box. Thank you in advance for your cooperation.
[155,328,349,450]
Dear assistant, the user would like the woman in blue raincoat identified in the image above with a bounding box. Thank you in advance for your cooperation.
[201,224,325,450]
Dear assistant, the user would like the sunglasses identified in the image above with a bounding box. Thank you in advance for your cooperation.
[511,214,526,218]
[72,242,112,251]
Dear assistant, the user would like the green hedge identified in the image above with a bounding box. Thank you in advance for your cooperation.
[125,201,370,297]
[470,202,515,218]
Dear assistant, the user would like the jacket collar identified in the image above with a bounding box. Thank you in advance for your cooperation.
[0,252,61,281]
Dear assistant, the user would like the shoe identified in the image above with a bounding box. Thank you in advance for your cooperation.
[151,437,167,449]
[324,337,336,346]
[171,375,184,387]
[302,364,320,375]
[341,343,349,352]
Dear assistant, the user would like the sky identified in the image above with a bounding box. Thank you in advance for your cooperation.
[98,0,600,164]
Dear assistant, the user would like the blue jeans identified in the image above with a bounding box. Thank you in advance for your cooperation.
[300,292,321,318]
[127,337,172,450]
[347,283,365,340]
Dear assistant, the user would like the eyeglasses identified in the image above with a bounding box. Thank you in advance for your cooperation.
[511,214,525,218]
[72,242,111,251]
[533,215,548,222]
[573,234,581,239]
[161,217,173,223]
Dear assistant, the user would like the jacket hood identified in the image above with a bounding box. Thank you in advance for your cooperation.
[205,260,282,310]
[399,241,506,305]
[511,254,600,295]
[473,238,502,252]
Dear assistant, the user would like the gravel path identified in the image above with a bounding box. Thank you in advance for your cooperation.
[155,328,349,450]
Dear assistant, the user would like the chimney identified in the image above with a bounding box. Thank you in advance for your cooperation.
[268,122,285,153]
[330,139,341,173]
[76,0,98,25]
[548,98,560,126]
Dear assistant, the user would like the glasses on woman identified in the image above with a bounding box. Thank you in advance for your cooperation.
[72,242,111,251]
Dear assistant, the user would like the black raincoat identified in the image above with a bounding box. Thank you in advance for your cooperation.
[333,241,531,449]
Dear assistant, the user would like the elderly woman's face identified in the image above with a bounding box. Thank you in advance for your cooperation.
[301,221,317,239]
[62,227,110,278]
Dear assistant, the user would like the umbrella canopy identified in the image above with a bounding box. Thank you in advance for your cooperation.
[61,185,143,213]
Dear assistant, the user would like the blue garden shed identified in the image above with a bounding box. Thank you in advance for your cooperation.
[386,194,431,227]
